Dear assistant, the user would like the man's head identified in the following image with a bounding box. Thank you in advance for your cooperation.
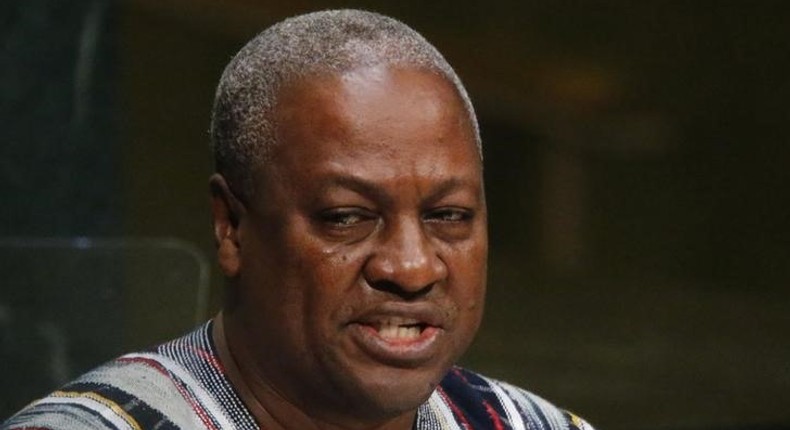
[209,10,487,429]
[211,9,480,202]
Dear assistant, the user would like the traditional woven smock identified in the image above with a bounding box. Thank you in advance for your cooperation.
[3,322,595,430]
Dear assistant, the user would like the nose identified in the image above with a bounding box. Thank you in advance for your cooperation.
[363,217,448,297]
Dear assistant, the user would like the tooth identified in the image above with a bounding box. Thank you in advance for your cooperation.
[376,319,423,340]
[380,324,397,339]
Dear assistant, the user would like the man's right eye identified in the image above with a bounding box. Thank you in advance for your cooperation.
[315,208,377,242]
[318,208,376,228]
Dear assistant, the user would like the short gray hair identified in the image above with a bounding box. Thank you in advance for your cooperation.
[210,9,480,199]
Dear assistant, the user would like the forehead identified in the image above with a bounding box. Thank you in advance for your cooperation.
[267,66,480,180]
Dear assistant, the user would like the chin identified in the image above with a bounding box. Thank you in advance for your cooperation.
[337,365,446,420]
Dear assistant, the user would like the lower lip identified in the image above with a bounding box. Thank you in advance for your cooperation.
[348,324,442,367]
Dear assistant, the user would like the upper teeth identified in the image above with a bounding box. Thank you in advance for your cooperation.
[379,324,421,340]
[377,318,422,340]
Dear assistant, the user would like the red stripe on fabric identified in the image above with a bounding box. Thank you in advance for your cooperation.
[483,400,506,430]
[452,367,471,384]
[436,386,473,430]
[117,356,218,430]
[189,345,225,373]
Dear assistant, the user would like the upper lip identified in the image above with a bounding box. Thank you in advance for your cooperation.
[350,302,446,329]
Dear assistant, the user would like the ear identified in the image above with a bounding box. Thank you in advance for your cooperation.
[209,173,245,278]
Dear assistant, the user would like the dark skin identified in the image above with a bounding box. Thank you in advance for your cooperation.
[209,65,487,430]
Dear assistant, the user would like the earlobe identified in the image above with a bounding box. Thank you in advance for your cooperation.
[209,173,244,277]
[217,236,241,277]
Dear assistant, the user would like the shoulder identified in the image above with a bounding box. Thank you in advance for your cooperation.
[2,353,184,430]
[417,366,596,430]
[2,322,253,430]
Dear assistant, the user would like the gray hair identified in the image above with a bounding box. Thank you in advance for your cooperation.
[210,9,480,199]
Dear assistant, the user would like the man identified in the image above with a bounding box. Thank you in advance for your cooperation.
[4,10,594,430]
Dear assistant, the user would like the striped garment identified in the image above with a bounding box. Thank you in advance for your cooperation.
[2,322,595,430]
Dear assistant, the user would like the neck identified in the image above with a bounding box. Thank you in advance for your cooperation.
[212,313,417,430]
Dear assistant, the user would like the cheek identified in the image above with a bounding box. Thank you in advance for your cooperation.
[445,235,487,279]
[300,246,370,325]
[306,240,369,287]
[445,242,487,315]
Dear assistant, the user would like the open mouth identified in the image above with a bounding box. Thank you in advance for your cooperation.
[348,311,444,365]
[372,317,427,341]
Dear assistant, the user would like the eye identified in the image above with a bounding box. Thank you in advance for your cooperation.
[423,207,476,241]
[320,209,369,227]
[314,207,378,241]
[424,207,473,223]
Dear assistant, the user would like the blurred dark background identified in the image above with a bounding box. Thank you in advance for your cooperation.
[1,1,788,428]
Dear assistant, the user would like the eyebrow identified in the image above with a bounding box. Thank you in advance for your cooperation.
[318,175,481,207]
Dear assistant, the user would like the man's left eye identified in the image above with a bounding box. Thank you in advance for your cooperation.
[424,208,473,223]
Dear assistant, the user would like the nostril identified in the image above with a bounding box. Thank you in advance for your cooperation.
[368,279,434,300]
